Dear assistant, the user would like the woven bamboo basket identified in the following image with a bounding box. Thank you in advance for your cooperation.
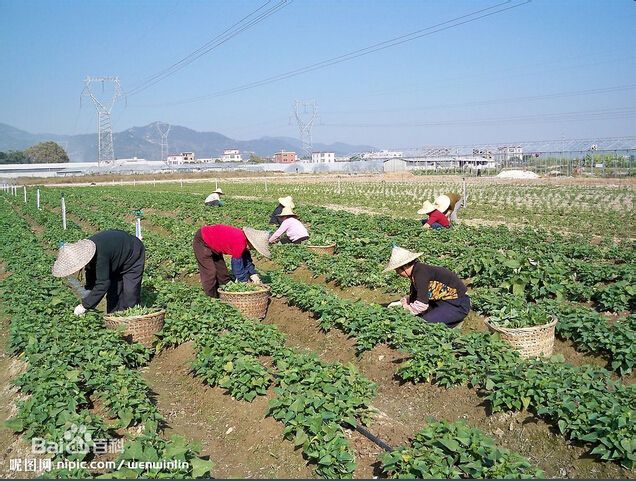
[104,310,165,348]
[484,316,557,358]
[218,286,271,319]
[307,243,336,255]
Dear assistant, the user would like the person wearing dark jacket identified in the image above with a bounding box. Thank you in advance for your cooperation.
[269,196,295,226]
[52,230,146,315]
[384,246,470,328]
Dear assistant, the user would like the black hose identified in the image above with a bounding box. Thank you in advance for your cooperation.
[355,424,393,452]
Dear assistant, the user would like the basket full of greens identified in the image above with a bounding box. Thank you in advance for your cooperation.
[484,305,557,358]
[306,233,336,255]
[218,281,270,319]
[104,306,165,348]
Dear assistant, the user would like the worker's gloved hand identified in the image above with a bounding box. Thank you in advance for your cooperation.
[74,304,87,316]
[250,274,262,284]
[387,301,402,308]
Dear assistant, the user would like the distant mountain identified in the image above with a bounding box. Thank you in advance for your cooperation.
[0,122,375,162]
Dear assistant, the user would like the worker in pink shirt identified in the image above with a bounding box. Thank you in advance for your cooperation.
[192,224,270,297]
[268,207,310,244]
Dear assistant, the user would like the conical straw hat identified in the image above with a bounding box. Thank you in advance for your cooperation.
[434,194,451,213]
[417,200,436,215]
[243,227,271,258]
[52,239,96,277]
[277,206,298,217]
[213,188,224,194]
[278,196,295,208]
[382,246,422,273]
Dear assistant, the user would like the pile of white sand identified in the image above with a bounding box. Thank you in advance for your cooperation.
[496,170,539,179]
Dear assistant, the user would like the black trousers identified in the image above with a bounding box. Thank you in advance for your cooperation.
[106,237,145,313]
[280,235,309,245]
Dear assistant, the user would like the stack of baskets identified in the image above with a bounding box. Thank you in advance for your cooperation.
[484,316,558,358]
[219,286,271,319]
[307,243,336,255]
[104,309,165,348]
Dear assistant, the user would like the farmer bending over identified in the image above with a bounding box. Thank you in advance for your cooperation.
[52,230,146,315]
[269,207,309,245]
[204,188,224,207]
[384,246,470,328]
[192,224,270,297]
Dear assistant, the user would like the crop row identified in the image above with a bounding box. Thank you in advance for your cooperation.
[265,271,636,468]
[0,199,213,479]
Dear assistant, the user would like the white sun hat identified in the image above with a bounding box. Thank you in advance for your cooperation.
[417,200,437,215]
[242,227,271,258]
[434,194,451,213]
[276,206,298,217]
[52,239,96,278]
[213,188,224,195]
[383,246,423,273]
[278,196,295,208]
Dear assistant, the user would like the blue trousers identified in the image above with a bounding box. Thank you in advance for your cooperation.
[421,296,471,327]
[420,218,444,229]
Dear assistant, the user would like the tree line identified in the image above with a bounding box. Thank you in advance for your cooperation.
[0,141,69,164]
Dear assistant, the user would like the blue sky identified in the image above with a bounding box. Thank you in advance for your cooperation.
[1,0,635,148]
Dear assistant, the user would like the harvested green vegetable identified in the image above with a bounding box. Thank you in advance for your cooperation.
[221,281,264,292]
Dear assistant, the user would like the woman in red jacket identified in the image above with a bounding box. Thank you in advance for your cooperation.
[192,224,270,297]
[418,200,450,229]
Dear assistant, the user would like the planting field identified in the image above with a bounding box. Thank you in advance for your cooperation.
[0,175,634,479]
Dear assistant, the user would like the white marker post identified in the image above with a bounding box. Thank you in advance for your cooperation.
[215,178,218,190]
[23,186,26,203]
[462,177,467,208]
[133,178,136,187]
[61,195,67,230]
[135,216,142,240]
[36,189,40,210]
[180,178,183,188]
[153,179,156,187]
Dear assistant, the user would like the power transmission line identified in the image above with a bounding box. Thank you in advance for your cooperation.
[322,84,636,115]
[126,0,291,96]
[321,107,636,128]
[133,0,530,107]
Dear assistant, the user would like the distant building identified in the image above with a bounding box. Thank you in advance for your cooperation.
[495,146,523,163]
[310,151,335,163]
[273,151,297,163]
[361,150,403,160]
[220,149,243,162]
[166,152,196,165]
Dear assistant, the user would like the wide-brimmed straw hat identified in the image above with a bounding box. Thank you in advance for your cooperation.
[242,227,271,258]
[278,196,295,208]
[434,194,451,213]
[213,188,224,195]
[417,200,437,215]
[277,206,298,217]
[383,246,422,273]
[52,239,96,277]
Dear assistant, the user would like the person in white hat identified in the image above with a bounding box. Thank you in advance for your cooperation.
[268,207,309,245]
[192,224,270,297]
[269,196,295,226]
[204,188,224,207]
[52,230,146,315]
[418,198,450,230]
[383,246,470,328]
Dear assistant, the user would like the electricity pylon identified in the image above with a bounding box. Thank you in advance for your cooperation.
[293,100,318,158]
[156,122,171,162]
[81,76,123,166]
